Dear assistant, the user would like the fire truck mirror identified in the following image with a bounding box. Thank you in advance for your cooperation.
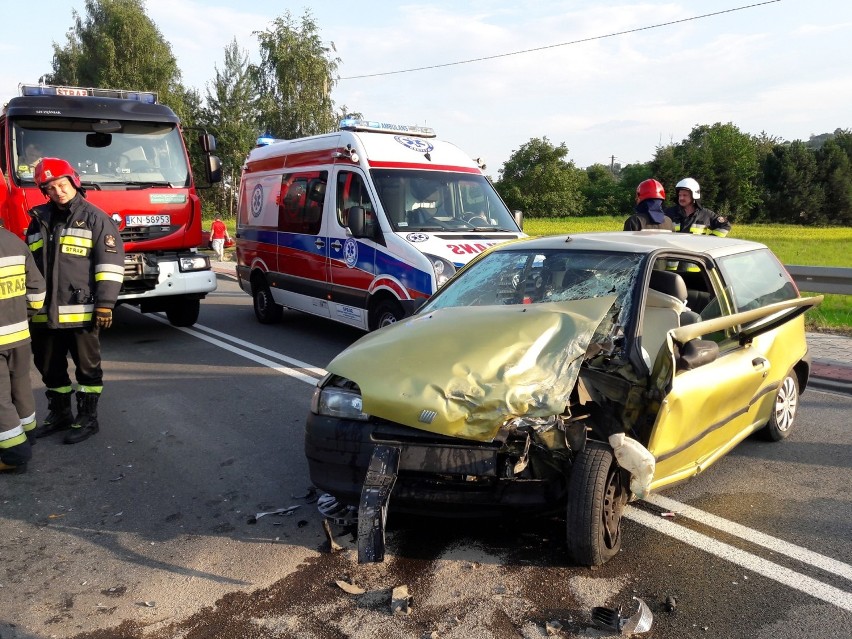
[199,133,217,153]
[205,155,222,185]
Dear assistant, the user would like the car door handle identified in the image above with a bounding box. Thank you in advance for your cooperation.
[331,240,342,251]
[315,239,325,249]
[752,357,769,370]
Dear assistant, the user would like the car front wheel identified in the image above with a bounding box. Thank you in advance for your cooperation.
[254,282,283,324]
[369,299,403,331]
[759,373,799,441]
[566,442,629,567]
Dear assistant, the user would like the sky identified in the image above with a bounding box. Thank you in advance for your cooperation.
[2,0,851,177]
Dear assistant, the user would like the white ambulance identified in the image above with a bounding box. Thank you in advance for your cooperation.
[235,119,525,330]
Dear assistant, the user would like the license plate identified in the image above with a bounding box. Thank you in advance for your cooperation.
[125,215,171,226]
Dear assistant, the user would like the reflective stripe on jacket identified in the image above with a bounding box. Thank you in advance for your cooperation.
[664,204,731,237]
[0,229,46,349]
[27,194,124,329]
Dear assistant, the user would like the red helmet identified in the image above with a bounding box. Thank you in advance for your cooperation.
[636,178,666,203]
[34,158,82,191]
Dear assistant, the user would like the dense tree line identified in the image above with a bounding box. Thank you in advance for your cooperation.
[495,124,852,226]
[43,1,850,225]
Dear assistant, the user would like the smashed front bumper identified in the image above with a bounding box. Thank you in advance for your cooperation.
[304,414,568,517]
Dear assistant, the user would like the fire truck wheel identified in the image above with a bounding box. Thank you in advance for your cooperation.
[254,283,283,324]
[165,298,200,327]
[369,298,403,331]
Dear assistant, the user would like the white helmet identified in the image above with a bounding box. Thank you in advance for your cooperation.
[675,177,700,200]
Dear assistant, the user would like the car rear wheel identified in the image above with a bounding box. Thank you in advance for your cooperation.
[165,297,200,327]
[759,373,799,441]
[566,442,629,566]
[254,282,283,324]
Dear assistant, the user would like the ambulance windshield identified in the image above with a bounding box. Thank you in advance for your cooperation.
[370,169,519,232]
[12,120,190,188]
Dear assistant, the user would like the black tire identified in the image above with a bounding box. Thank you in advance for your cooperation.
[165,298,200,327]
[759,372,799,441]
[566,442,629,567]
[369,298,403,331]
[253,282,283,324]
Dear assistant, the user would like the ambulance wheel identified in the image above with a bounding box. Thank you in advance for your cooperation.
[370,299,403,331]
[254,283,283,324]
[165,298,200,327]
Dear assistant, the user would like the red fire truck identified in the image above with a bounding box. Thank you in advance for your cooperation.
[0,83,222,326]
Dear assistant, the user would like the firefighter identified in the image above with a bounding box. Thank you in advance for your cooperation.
[0,228,46,473]
[624,179,674,231]
[27,158,125,444]
[664,177,731,236]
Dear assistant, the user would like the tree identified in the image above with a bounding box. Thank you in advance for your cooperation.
[816,139,852,225]
[47,0,187,117]
[761,141,824,224]
[252,10,340,139]
[582,164,621,216]
[203,39,258,217]
[495,137,587,217]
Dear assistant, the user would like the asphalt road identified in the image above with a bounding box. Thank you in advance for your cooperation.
[1,274,850,639]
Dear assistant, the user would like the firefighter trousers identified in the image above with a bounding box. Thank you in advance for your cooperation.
[31,326,103,391]
[0,344,35,467]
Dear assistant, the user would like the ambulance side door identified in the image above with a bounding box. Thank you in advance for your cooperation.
[274,170,330,317]
[327,169,378,328]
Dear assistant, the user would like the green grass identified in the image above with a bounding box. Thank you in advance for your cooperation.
[522,217,852,331]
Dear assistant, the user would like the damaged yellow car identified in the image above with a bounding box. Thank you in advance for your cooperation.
[305,232,821,566]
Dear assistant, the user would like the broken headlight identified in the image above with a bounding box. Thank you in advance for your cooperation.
[311,384,370,421]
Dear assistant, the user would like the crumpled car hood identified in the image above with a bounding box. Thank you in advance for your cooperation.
[327,296,616,442]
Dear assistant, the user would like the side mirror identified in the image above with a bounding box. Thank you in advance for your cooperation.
[206,155,222,184]
[677,338,719,371]
[513,209,523,231]
[347,206,367,238]
[199,133,217,153]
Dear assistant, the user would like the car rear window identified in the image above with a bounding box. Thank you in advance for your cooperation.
[716,248,798,311]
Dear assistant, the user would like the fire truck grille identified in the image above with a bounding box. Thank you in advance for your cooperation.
[120,225,179,243]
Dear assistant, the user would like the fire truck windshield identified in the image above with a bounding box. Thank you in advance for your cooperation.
[12,120,190,188]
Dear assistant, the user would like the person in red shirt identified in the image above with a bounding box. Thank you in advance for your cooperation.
[210,215,231,262]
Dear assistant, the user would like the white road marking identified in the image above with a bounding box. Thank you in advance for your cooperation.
[626,507,852,612]
[645,493,852,582]
[141,310,852,611]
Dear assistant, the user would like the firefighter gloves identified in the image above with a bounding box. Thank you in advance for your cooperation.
[95,308,113,329]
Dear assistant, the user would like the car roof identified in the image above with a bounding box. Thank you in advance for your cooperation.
[495,231,766,259]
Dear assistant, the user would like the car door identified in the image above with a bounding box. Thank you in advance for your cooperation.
[646,294,820,491]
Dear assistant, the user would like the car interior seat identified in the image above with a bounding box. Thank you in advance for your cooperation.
[642,270,695,365]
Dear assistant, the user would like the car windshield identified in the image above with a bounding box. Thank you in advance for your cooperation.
[370,168,519,232]
[12,120,190,188]
[420,249,643,315]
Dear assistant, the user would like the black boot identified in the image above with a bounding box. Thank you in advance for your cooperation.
[64,392,100,444]
[33,390,74,438]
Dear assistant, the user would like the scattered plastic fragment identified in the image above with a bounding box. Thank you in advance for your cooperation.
[109,473,125,482]
[317,493,358,526]
[335,580,365,595]
[246,505,300,524]
[48,513,65,519]
[664,595,677,612]
[591,597,653,635]
[322,518,343,553]
[137,601,156,607]
[391,585,412,616]
[660,511,676,518]
[546,620,563,635]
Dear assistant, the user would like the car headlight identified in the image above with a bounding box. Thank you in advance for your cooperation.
[311,386,370,421]
[179,254,210,272]
[424,253,456,288]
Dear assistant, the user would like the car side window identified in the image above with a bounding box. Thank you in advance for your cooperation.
[715,249,798,312]
[336,171,374,228]
[278,170,327,235]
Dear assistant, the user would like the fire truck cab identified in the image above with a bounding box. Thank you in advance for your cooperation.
[236,118,524,331]
[0,83,221,326]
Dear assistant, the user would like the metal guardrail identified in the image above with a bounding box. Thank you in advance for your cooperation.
[785,265,852,295]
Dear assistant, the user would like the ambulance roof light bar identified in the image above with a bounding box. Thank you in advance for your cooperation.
[19,83,157,104]
[339,118,436,138]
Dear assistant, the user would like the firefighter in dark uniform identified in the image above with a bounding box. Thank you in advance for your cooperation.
[27,158,125,444]
[0,228,46,473]
[624,179,674,231]
[664,177,731,236]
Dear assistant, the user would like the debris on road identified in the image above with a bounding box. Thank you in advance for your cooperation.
[322,518,343,553]
[591,597,653,635]
[246,505,300,524]
[664,595,677,613]
[545,619,563,635]
[137,601,156,608]
[391,584,412,616]
[335,579,365,595]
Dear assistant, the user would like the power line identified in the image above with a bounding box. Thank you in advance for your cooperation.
[339,1,781,80]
